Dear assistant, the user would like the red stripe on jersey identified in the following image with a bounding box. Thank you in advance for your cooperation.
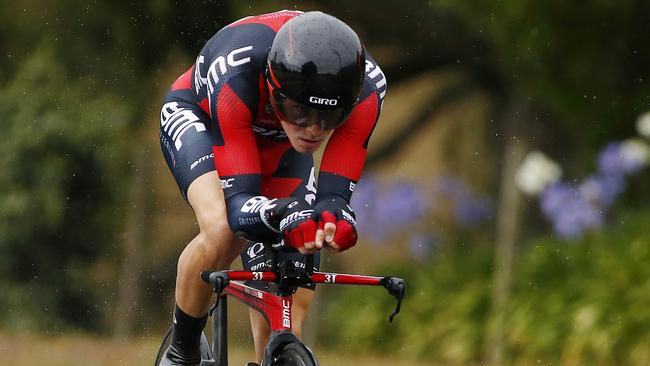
[171,67,193,91]
[199,98,210,117]
[212,84,260,176]
[258,138,293,176]
[228,10,301,32]
[259,140,300,197]
[320,93,380,180]
[262,177,303,198]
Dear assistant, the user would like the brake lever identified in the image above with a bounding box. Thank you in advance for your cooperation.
[201,271,230,315]
[380,277,406,323]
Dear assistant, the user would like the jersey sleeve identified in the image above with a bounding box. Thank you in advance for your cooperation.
[194,34,264,196]
[190,22,282,241]
[191,18,292,196]
[317,55,387,203]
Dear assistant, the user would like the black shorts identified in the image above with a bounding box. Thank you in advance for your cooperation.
[160,93,215,200]
[160,89,320,290]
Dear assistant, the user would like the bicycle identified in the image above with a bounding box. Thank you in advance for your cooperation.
[155,243,406,366]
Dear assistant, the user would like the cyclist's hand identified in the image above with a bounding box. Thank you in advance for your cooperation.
[314,197,358,252]
[274,199,319,254]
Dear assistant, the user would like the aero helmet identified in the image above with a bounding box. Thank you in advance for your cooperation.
[266,11,366,130]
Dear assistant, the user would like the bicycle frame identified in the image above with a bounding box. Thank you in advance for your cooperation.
[202,266,405,366]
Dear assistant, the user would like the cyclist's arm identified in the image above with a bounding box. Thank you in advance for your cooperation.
[316,57,387,204]
[190,28,297,243]
[208,81,279,242]
[313,59,386,251]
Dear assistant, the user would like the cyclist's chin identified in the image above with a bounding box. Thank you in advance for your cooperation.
[291,138,322,154]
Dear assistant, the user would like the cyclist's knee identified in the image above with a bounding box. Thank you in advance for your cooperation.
[200,218,232,246]
[195,221,242,263]
[177,215,241,271]
[187,172,228,229]
[186,174,242,262]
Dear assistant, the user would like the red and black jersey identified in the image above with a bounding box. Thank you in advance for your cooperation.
[168,10,387,241]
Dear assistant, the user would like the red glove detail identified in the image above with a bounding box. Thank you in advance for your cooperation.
[284,219,317,252]
[319,210,357,252]
[320,211,337,227]
[332,218,357,251]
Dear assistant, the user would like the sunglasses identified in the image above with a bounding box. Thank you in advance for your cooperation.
[271,94,348,130]
[266,70,354,130]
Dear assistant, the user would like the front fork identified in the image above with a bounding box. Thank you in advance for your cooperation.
[261,331,304,366]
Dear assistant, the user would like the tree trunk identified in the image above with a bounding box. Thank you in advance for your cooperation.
[484,107,528,365]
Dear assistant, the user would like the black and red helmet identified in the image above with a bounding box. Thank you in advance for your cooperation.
[266,11,366,129]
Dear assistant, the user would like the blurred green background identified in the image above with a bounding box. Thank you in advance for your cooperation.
[1,1,649,365]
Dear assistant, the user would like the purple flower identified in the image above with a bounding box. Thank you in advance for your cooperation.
[552,200,604,239]
[350,176,387,243]
[377,181,428,227]
[597,142,644,176]
[350,175,379,216]
[454,196,493,227]
[433,175,469,198]
[352,174,493,243]
[351,176,432,242]
[433,175,493,228]
[540,182,573,218]
[540,182,605,239]
[579,173,625,208]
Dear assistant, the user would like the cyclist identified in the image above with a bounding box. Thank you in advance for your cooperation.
[158,10,387,366]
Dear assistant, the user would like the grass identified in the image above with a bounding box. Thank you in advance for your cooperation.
[0,332,431,366]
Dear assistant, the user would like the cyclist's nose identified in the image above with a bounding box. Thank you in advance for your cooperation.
[306,123,326,135]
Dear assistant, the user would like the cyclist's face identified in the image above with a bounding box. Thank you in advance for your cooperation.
[281,119,332,154]
[276,98,346,130]
[268,91,336,153]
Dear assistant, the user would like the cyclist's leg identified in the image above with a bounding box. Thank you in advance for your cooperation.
[243,147,319,363]
[160,95,245,364]
[179,171,245,314]
[248,308,267,362]
[164,171,244,364]
[290,288,315,338]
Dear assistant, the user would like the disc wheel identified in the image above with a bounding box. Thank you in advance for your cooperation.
[272,341,319,366]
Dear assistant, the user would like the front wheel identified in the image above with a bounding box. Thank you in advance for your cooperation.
[272,341,319,366]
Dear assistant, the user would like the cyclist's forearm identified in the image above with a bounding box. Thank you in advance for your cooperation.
[314,171,355,203]
[226,192,281,242]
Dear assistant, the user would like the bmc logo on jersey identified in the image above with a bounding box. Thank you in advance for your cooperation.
[220,178,234,189]
[197,45,254,96]
[160,102,205,151]
[365,60,387,102]
[309,96,338,106]
[240,196,269,213]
